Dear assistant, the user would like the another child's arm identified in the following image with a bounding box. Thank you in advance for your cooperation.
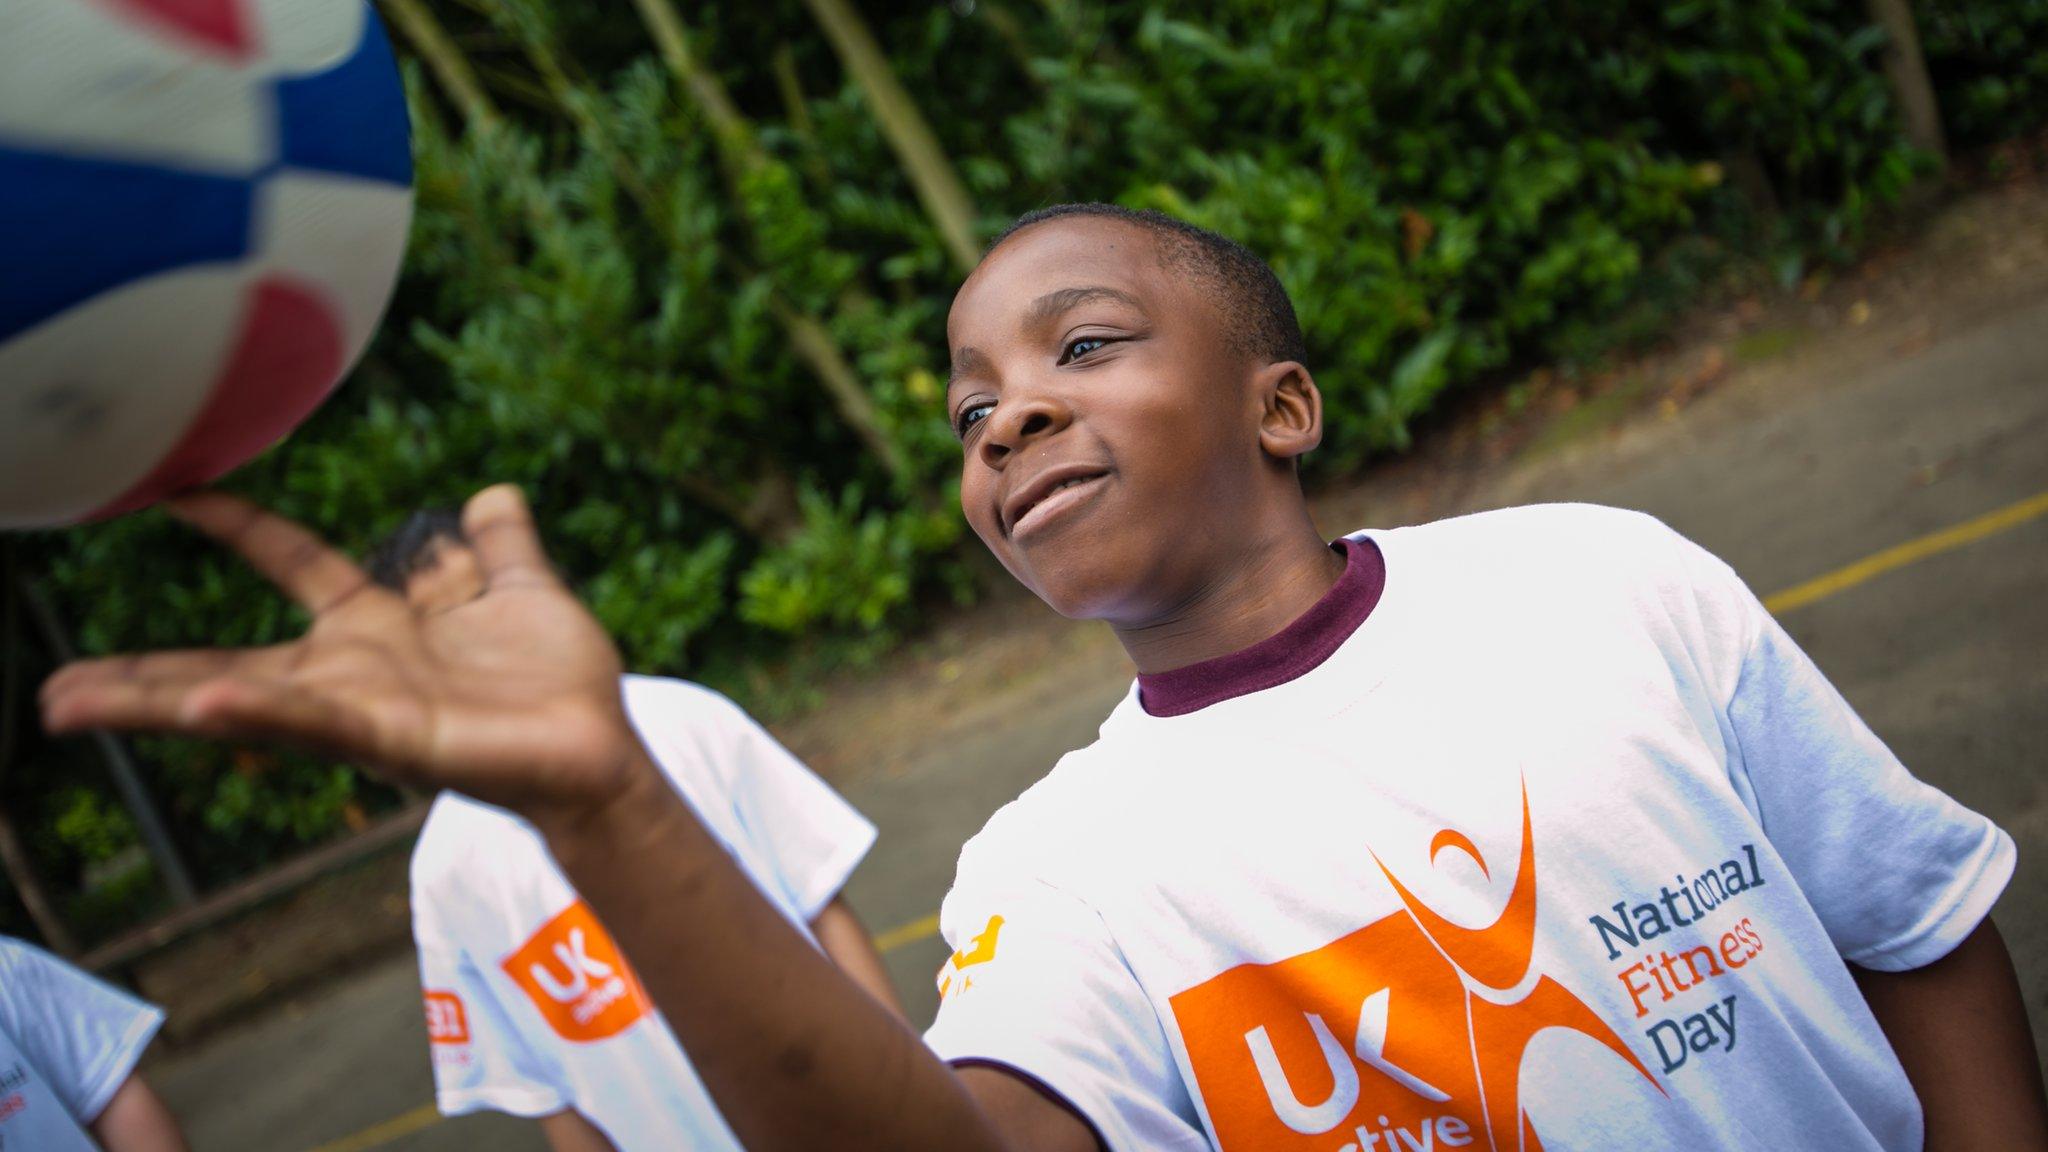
[809,897,904,1016]
[1852,918,2048,1151]
[87,1075,191,1152]
[41,491,1083,1152]
[537,1108,620,1152]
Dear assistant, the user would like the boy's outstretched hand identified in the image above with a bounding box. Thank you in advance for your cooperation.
[40,487,642,822]
[36,486,1070,1152]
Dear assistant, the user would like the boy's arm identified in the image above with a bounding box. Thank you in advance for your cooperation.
[1660,522,2034,1140]
[1852,919,2048,1151]
[542,766,1082,1151]
[41,491,1086,1152]
[88,1075,191,1152]
[809,897,904,1016]
[960,1066,1107,1152]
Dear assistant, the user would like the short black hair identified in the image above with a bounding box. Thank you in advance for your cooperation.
[367,509,466,590]
[987,203,1308,366]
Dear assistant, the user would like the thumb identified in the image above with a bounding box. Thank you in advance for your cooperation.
[462,485,561,592]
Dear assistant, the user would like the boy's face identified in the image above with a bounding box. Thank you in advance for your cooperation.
[403,537,485,614]
[946,218,1287,623]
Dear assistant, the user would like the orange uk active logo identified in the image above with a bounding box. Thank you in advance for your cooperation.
[503,900,652,1043]
[1168,781,1662,1152]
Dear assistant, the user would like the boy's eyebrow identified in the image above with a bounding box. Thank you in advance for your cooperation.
[948,346,992,389]
[1024,285,1145,327]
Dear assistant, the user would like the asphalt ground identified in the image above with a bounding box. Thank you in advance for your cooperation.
[146,291,2048,1151]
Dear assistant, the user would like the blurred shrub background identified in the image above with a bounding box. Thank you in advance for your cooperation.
[6,0,2045,930]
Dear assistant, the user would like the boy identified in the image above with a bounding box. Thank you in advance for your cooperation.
[366,512,898,1152]
[41,205,2048,1151]
[0,935,189,1152]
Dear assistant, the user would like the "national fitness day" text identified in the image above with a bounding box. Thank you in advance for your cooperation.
[1587,844,1768,1075]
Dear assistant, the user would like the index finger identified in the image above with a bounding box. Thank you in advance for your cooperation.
[461,485,561,591]
[166,492,372,614]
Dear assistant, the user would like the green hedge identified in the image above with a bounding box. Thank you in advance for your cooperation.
[8,0,2044,923]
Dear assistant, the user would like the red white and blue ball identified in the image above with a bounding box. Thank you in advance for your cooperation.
[0,0,414,528]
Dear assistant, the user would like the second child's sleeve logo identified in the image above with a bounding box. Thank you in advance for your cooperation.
[502,900,651,1042]
[422,990,471,1045]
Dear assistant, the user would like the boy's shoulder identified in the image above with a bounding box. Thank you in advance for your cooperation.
[1367,502,1718,599]
[1371,501,1679,554]
[950,696,1233,896]
[950,739,1136,891]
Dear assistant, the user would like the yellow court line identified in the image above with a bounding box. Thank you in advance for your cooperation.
[305,1103,442,1152]
[873,911,942,954]
[1762,489,2048,614]
[308,487,2048,1152]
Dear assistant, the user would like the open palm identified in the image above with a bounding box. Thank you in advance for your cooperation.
[39,487,642,814]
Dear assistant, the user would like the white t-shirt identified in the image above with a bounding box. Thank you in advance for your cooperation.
[0,937,165,1152]
[411,675,876,1152]
[925,504,2013,1152]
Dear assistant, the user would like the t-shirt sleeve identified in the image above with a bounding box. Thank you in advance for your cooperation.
[922,870,1210,1152]
[718,706,877,922]
[0,938,163,1123]
[412,887,568,1118]
[1668,528,2016,972]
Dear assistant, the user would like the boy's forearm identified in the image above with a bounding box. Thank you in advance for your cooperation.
[1853,919,2048,1151]
[537,758,1004,1152]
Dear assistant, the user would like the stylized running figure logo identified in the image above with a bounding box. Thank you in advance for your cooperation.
[1171,780,1661,1152]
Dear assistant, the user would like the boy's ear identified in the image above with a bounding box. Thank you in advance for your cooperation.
[1255,361,1323,462]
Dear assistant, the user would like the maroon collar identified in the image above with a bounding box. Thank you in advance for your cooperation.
[1136,537,1386,718]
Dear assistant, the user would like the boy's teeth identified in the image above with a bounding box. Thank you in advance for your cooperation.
[1019,474,1098,525]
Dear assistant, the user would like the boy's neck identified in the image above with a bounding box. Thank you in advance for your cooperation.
[1111,513,1347,675]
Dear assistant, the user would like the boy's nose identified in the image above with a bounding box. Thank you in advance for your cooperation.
[976,390,1072,469]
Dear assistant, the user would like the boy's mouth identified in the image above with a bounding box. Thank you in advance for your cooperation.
[1003,464,1111,538]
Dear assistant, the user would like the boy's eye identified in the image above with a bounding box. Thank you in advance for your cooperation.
[1059,336,1110,364]
[956,401,995,438]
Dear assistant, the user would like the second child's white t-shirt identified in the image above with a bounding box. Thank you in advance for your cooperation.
[412,675,876,1152]
[925,504,2012,1152]
[0,937,165,1152]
